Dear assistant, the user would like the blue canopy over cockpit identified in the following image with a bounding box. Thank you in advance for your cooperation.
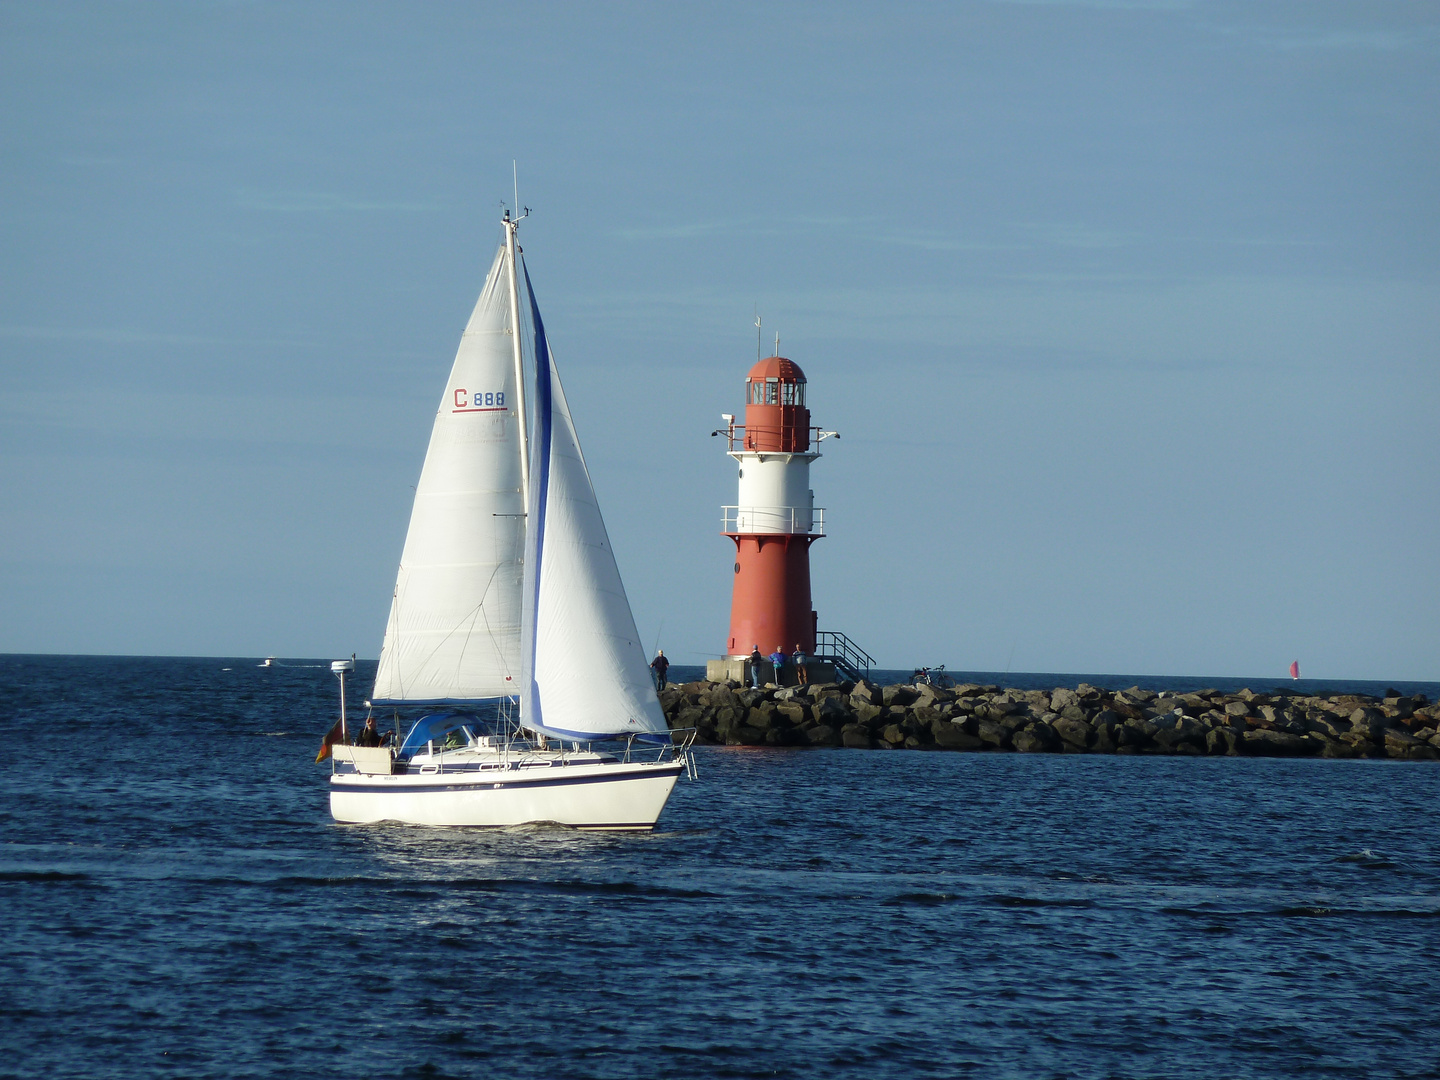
[397,712,476,757]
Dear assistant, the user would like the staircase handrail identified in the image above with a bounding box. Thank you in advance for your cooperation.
[814,630,874,679]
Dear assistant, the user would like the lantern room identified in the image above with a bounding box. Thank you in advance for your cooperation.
[744,357,810,453]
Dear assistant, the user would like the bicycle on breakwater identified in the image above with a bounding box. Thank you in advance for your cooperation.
[911,665,955,689]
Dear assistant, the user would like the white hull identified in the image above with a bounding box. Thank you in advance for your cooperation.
[330,756,685,830]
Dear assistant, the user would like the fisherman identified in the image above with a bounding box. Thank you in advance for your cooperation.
[768,647,786,686]
[356,715,382,748]
[748,644,764,688]
[792,643,809,686]
[650,649,670,691]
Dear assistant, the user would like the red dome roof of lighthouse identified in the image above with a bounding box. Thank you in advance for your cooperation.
[747,356,806,382]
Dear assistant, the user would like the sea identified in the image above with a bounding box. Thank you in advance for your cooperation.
[3,654,1438,1080]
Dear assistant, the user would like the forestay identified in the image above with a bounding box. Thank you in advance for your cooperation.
[372,244,525,704]
[520,262,669,743]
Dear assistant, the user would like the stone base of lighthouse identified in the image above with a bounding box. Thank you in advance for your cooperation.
[705,656,838,687]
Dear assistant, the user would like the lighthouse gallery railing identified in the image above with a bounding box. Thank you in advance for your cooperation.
[721,506,825,536]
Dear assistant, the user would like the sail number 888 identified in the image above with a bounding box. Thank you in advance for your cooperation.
[454,390,505,409]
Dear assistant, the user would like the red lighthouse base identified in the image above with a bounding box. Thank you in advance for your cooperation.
[726,533,817,657]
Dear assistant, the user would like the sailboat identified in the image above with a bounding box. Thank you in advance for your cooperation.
[325,209,693,830]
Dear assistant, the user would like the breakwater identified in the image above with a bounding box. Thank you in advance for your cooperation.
[660,679,1440,758]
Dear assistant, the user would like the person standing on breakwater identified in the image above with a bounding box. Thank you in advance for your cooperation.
[650,649,669,691]
[768,647,786,686]
[792,644,808,686]
[748,645,764,688]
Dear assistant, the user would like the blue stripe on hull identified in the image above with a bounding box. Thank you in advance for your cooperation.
[331,764,683,796]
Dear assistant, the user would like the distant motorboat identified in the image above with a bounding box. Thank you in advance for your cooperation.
[261,657,276,668]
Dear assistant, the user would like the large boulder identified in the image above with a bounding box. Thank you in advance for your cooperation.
[913,683,954,707]
[776,702,809,727]
[1109,698,1147,721]
[1154,717,1205,752]
[1224,700,1251,719]
[840,723,872,749]
[1349,708,1387,739]
[1022,690,1052,713]
[1206,728,1240,755]
[850,679,882,707]
[933,722,985,750]
[1117,720,1154,751]
[883,685,919,708]
[1053,717,1093,751]
[1092,720,1120,752]
[1050,688,1080,712]
[1303,712,1346,738]
[1013,724,1059,753]
[746,704,779,730]
[1242,729,1318,756]
[975,719,1011,749]
[1384,728,1437,759]
[806,724,841,747]
[854,703,884,726]
[817,695,852,724]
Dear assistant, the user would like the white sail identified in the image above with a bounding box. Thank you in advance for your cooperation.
[373,244,525,703]
[520,272,669,742]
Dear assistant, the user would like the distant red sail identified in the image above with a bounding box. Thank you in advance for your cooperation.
[1289,660,1300,680]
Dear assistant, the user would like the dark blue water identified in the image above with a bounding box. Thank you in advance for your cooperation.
[3,655,1439,1079]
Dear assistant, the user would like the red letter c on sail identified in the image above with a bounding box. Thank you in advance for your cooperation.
[454,389,467,408]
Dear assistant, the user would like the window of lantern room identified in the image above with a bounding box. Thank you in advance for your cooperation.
[766,378,778,405]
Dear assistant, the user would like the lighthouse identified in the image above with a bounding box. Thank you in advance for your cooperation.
[707,353,862,685]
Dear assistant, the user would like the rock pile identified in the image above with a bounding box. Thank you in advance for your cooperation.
[659,680,1440,759]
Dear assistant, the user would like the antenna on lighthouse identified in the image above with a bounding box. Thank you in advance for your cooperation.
[755,314,762,360]
[775,332,780,357]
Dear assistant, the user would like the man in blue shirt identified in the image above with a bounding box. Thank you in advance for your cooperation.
[768,647,786,686]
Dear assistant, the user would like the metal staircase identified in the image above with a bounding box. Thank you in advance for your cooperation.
[814,631,874,683]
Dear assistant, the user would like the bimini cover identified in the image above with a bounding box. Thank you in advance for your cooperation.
[518,260,670,744]
[398,712,475,757]
[372,241,525,705]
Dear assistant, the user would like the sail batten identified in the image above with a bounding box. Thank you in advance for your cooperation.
[372,243,525,704]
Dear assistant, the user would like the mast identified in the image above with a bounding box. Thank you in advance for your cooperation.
[504,209,531,508]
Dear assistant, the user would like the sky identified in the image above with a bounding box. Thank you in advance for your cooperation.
[1,1,1436,680]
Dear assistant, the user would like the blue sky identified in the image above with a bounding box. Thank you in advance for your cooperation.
[1,1,1436,680]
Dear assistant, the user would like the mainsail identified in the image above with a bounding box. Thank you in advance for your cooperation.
[372,244,525,704]
[519,261,670,743]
